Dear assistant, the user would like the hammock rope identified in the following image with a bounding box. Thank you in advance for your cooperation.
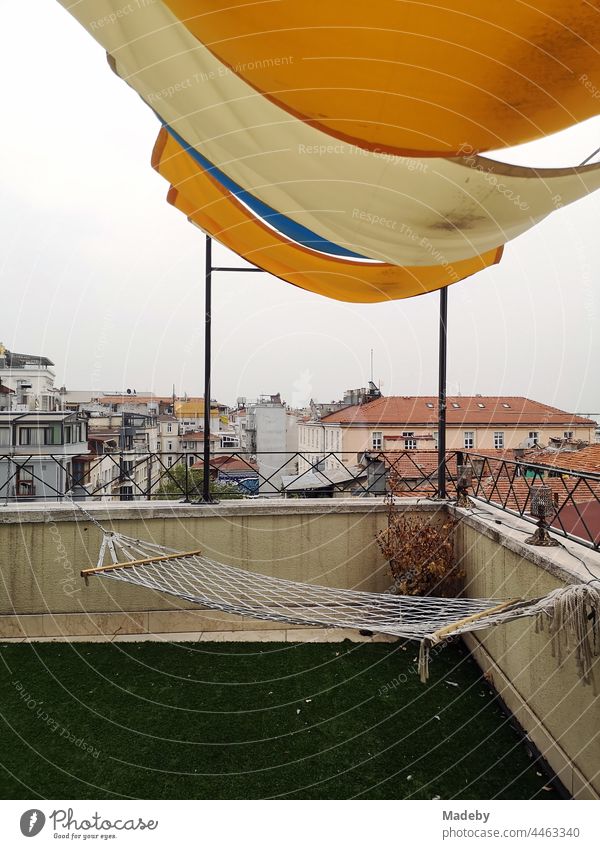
[80,529,600,685]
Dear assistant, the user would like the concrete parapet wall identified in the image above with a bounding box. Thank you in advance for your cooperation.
[0,499,435,633]
[451,504,600,799]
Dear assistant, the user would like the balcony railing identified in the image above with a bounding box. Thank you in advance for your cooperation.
[0,449,598,550]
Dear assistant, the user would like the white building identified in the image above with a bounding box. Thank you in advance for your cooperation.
[0,344,61,412]
[0,411,88,500]
[83,412,160,500]
[157,415,182,468]
[245,395,300,494]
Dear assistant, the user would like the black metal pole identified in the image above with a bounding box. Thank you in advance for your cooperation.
[437,286,448,498]
[202,234,213,502]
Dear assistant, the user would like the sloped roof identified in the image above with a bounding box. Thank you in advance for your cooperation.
[192,455,258,473]
[0,349,54,368]
[320,396,596,427]
[521,444,600,476]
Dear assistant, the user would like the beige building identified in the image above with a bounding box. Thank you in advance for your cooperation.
[298,396,596,471]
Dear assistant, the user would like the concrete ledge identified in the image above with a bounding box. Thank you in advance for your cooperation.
[448,502,600,586]
[0,626,398,645]
[0,497,434,524]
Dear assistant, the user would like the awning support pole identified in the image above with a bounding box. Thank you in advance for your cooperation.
[437,286,448,499]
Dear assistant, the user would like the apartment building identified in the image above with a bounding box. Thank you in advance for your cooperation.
[0,410,88,500]
[298,396,596,471]
[0,344,61,412]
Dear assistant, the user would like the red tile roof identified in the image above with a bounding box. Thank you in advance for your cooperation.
[521,444,600,476]
[320,396,595,427]
[192,455,257,473]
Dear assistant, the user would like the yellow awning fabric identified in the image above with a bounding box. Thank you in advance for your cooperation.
[72,0,600,266]
[63,0,600,266]
[59,0,600,292]
[164,0,600,156]
[154,128,502,303]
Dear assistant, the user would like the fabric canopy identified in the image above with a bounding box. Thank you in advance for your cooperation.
[154,127,502,302]
[163,0,600,156]
[60,0,600,270]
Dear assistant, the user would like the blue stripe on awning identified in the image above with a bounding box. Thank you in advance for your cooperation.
[163,124,366,260]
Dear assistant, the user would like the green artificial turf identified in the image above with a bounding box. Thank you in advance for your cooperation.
[0,639,560,800]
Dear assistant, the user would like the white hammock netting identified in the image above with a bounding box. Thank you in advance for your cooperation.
[83,532,600,684]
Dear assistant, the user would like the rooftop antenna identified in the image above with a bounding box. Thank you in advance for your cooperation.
[370,348,374,383]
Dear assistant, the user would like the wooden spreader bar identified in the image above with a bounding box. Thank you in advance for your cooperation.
[429,597,520,643]
[81,549,203,577]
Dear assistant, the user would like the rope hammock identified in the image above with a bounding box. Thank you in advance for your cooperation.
[81,529,600,685]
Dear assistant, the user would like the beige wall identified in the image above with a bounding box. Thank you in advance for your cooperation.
[0,501,399,634]
[453,507,600,799]
[335,424,594,459]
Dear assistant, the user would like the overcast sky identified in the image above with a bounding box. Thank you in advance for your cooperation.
[1,1,600,416]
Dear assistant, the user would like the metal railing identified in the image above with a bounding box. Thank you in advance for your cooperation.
[449,451,600,551]
[1,448,598,550]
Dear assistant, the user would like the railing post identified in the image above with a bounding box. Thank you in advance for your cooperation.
[437,286,448,499]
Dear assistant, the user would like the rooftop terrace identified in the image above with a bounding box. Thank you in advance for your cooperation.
[0,497,598,798]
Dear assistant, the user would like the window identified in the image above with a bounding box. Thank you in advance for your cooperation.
[564,431,573,440]
[43,425,61,445]
[451,402,460,409]
[432,431,438,448]
[529,431,539,445]
[19,428,36,446]
[402,431,416,450]
[168,456,173,468]
[477,403,485,408]
[16,465,34,497]
[502,403,511,409]
[167,441,173,451]
[0,429,9,446]
[371,431,383,451]
[464,431,475,449]
[167,423,172,433]
[426,402,434,409]
[494,431,504,449]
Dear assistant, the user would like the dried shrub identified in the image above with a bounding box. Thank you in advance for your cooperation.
[377,500,463,597]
